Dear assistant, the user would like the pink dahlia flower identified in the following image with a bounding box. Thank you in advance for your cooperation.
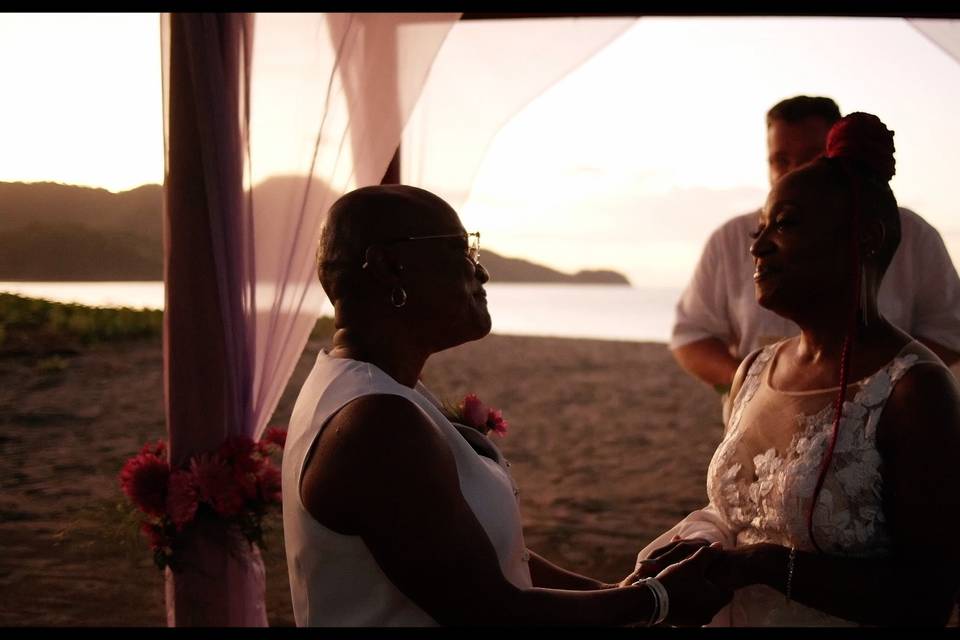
[166,470,199,530]
[260,426,287,452]
[191,454,245,517]
[119,453,170,518]
[256,463,282,504]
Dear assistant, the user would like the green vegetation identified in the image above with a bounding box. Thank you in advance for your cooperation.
[0,292,336,352]
[0,293,163,352]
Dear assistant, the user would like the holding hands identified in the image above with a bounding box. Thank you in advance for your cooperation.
[620,537,733,626]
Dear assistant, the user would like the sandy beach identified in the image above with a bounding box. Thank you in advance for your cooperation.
[4,331,956,626]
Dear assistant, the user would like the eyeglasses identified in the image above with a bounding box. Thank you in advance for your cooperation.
[377,231,481,265]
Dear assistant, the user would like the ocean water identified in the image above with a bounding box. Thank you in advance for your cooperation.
[0,281,682,344]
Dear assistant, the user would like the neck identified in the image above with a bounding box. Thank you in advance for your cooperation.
[794,300,885,365]
[328,325,427,388]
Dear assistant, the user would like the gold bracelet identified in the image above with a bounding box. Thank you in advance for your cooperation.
[786,546,797,601]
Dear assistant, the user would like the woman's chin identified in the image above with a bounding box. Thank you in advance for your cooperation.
[755,288,785,315]
[471,310,492,340]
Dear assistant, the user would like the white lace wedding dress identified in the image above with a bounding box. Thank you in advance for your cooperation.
[638,339,942,626]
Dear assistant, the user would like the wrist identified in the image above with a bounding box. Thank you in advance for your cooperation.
[633,578,669,626]
[753,543,789,589]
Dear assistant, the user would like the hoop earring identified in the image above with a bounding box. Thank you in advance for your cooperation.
[390,286,407,308]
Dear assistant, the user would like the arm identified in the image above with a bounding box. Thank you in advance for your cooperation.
[906,214,960,366]
[527,550,612,590]
[670,223,740,389]
[708,363,960,625]
[301,394,729,626]
[672,337,740,390]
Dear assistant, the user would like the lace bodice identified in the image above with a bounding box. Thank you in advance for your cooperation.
[708,341,929,557]
[701,339,940,625]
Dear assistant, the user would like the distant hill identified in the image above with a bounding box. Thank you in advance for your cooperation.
[479,251,629,285]
[0,181,629,285]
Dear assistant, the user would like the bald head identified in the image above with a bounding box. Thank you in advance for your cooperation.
[317,185,458,303]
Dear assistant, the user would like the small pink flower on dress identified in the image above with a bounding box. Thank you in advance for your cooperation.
[460,393,488,428]
[166,470,199,530]
[445,393,510,438]
[486,408,509,437]
[119,453,170,518]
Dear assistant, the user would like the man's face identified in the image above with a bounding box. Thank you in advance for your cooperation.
[766,116,834,186]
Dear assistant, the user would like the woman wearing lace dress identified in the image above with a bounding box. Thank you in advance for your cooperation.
[281,185,731,626]
[634,113,960,626]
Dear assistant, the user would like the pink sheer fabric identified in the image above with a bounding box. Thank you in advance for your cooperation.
[161,12,459,626]
[160,12,651,627]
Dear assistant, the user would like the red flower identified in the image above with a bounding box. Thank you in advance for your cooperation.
[486,408,509,437]
[460,393,488,429]
[256,463,282,504]
[217,435,257,464]
[825,112,896,182]
[166,470,199,530]
[260,426,287,453]
[120,453,170,517]
[190,454,245,517]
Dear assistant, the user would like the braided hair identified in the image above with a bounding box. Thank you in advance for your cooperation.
[804,112,901,552]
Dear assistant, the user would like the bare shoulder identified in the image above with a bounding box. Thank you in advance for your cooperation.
[325,393,446,453]
[880,354,960,449]
[300,393,457,534]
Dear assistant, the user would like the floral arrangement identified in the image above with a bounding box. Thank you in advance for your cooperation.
[444,393,508,437]
[118,427,287,571]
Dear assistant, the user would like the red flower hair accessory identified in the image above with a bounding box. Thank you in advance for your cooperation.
[825,112,896,182]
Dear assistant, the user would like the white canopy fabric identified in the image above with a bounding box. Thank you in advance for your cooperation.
[910,18,960,64]
[401,17,636,211]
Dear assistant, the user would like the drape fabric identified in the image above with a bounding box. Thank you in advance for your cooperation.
[161,11,459,625]
[401,17,635,211]
[909,18,960,66]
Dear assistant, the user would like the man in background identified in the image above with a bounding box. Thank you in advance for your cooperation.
[671,95,960,404]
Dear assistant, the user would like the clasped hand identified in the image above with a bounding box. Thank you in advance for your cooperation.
[616,536,736,626]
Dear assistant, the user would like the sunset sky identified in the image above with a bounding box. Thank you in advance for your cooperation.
[1,13,958,288]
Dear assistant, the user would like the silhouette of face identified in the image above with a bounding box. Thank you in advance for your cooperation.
[387,191,492,350]
[767,116,834,186]
[751,165,850,318]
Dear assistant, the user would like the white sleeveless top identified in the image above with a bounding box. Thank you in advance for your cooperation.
[281,351,532,626]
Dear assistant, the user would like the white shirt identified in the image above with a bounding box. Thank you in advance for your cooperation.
[671,207,960,359]
[281,352,532,626]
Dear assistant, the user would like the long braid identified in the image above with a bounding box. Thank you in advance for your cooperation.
[806,160,862,553]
